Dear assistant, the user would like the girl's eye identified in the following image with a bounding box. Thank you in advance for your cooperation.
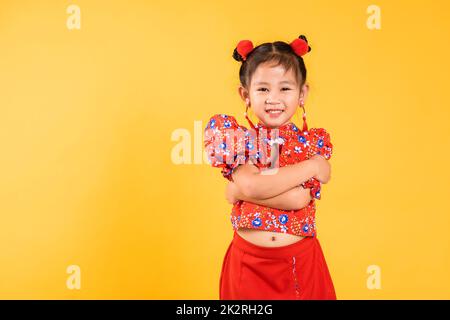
[257,88,291,92]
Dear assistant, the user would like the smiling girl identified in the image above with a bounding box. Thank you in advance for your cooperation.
[204,35,336,300]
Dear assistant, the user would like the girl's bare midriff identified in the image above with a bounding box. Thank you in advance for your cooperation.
[237,228,305,247]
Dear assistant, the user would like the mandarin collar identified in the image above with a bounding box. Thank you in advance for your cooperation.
[255,120,297,134]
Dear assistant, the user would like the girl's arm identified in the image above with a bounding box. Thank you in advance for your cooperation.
[226,182,312,211]
[232,155,330,199]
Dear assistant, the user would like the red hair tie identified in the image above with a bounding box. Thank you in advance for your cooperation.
[236,40,254,61]
[289,38,310,57]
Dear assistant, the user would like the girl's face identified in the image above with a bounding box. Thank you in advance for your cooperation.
[239,62,308,129]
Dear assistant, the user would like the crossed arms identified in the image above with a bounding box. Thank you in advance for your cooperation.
[225,155,332,211]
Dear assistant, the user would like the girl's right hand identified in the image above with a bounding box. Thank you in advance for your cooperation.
[310,154,331,184]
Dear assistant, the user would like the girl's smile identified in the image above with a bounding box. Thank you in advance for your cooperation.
[265,106,285,118]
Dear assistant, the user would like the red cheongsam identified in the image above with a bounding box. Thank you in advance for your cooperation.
[204,114,337,300]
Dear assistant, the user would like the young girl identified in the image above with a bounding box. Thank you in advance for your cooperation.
[204,35,336,300]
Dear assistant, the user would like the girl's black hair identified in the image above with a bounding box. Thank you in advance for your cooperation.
[232,35,311,89]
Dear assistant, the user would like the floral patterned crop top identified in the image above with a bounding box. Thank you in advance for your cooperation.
[204,113,333,238]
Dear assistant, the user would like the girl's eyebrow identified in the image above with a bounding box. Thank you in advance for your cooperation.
[254,80,295,85]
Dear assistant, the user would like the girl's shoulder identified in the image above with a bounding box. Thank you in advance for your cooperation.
[307,127,332,138]
[205,114,248,132]
[305,127,333,160]
[283,125,332,143]
[203,113,249,182]
[282,125,333,160]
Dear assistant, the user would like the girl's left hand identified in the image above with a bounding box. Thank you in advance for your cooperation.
[225,181,240,204]
[310,154,331,184]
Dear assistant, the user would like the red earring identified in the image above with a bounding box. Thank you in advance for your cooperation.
[299,103,308,132]
[244,104,256,130]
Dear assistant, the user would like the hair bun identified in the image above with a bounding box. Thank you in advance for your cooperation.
[290,35,311,57]
[299,35,309,43]
[232,40,254,62]
[232,48,244,62]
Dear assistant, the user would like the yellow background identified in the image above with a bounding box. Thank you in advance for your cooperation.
[0,0,449,299]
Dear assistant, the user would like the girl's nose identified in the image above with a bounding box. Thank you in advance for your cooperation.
[265,98,282,104]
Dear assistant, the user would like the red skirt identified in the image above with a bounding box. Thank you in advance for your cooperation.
[219,231,337,300]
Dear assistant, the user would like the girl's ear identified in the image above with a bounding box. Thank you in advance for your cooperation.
[238,86,250,104]
[300,83,310,104]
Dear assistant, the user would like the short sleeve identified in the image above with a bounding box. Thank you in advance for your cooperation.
[301,128,333,200]
[204,114,249,182]
[306,128,333,160]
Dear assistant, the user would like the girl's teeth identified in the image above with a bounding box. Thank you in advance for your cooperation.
[268,110,283,113]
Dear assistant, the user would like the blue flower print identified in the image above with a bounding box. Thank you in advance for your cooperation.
[224,120,232,128]
[252,217,262,227]
[219,142,227,150]
[302,224,309,233]
[298,135,306,144]
[292,124,298,132]
[294,146,302,154]
[314,190,321,199]
[209,118,216,129]
[220,114,228,118]
[246,141,254,150]
[279,214,289,225]
[317,139,324,148]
